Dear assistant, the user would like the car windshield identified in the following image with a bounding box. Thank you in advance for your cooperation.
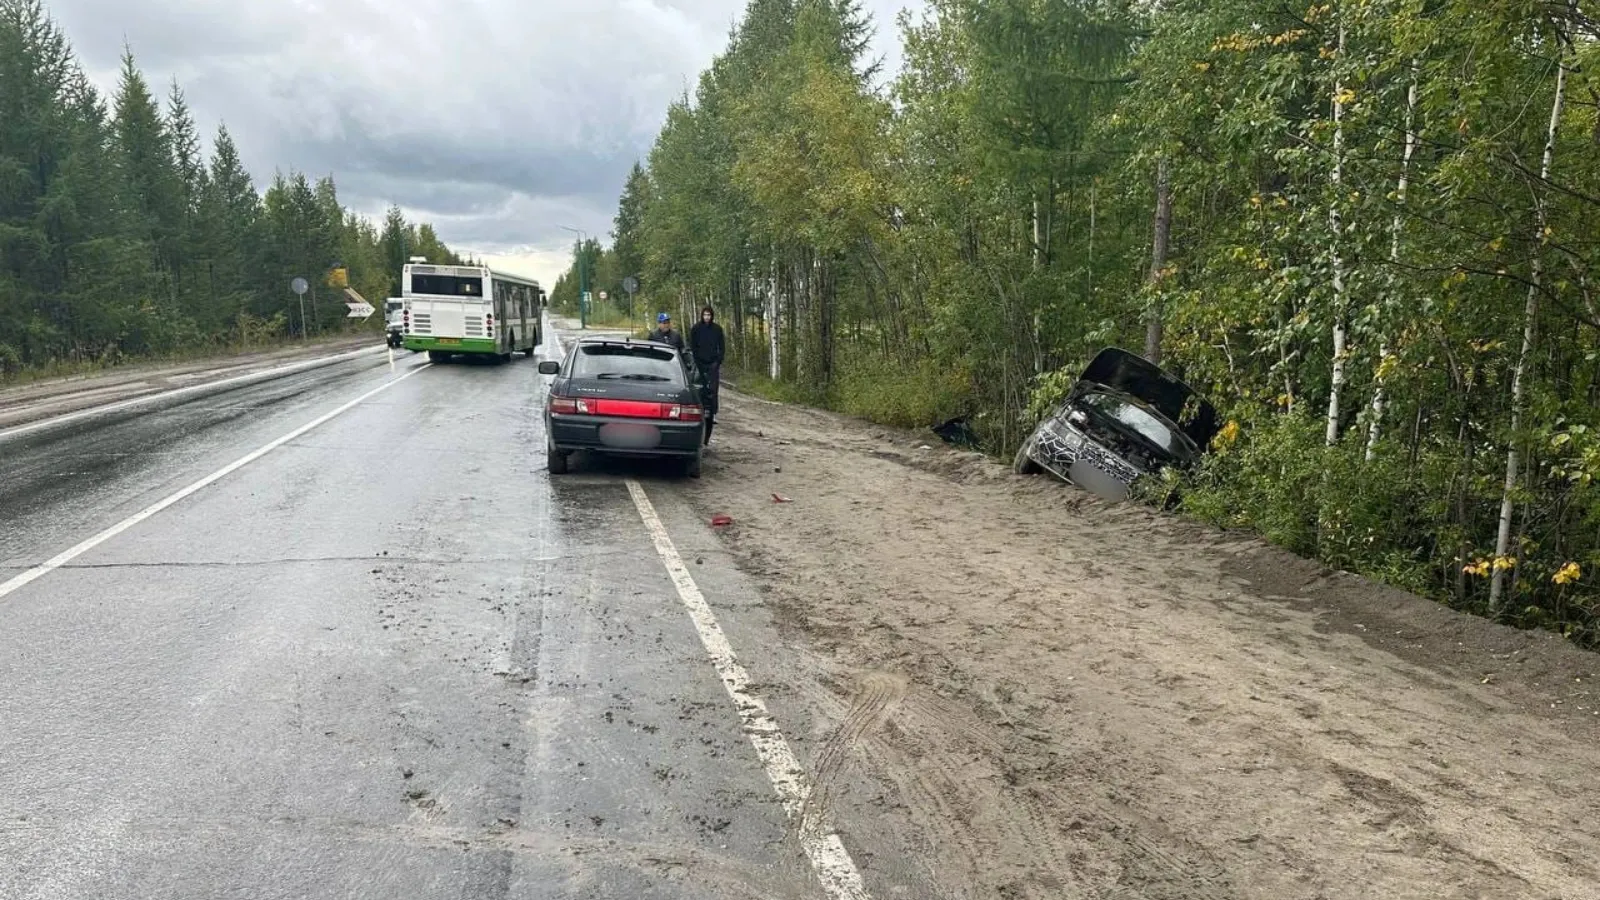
[572,344,682,382]
[1076,390,1191,457]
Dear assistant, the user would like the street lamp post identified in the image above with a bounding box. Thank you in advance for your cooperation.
[559,225,588,329]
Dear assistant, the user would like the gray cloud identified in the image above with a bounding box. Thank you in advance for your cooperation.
[49,0,921,284]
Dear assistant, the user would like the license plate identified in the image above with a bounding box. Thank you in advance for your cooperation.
[437,338,460,345]
[599,423,662,449]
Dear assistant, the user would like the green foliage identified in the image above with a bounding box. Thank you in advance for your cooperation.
[548,0,1600,645]
[0,3,462,376]
[831,347,971,429]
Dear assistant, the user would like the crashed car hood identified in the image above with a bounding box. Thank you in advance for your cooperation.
[1079,348,1220,449]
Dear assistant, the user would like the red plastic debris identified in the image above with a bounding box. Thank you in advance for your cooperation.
[772,494,793,504]
[711,515,734,528]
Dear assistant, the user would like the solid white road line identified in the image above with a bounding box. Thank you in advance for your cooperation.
[625,480,873,900]
[0,345,387,442]
[0,363,431,602]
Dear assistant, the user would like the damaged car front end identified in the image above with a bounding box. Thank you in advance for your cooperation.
[1014,348,1219,502]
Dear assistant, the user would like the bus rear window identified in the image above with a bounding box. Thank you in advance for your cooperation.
[411,274,483,296]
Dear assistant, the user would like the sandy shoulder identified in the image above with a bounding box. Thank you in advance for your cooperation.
[679,387,1600,900]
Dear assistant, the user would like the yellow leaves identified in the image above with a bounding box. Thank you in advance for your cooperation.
[1212,29,1307,54]
[1375,353,1400,382]
[1463,556,1517,578]
[1212,34,1252,53]
[1488,236,1505,252]
[1193,61,1212,73]
[1249,194,1263,207]
[1469,338,1504,353]
[1212,420,1242,451]
[1555,562,1582,586]
[1444,270,1469,289]
[1333,88,1358,106]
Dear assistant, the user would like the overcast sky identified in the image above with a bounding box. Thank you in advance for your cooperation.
[46,0,925,288]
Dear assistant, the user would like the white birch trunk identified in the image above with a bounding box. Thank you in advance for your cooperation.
[1145,155,1172,365]
[768,260,780,381]
[1325,20,1348,447]
[1367,71,1420,461]
[1490,45,1569,611]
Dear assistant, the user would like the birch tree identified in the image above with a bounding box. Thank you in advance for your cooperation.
[1489,16,1573,612]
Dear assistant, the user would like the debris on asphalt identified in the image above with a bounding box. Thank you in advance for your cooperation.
[773,494,793,503]
[711,514,734,528]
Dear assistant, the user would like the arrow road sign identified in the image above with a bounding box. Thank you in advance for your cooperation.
[346,301,375,319]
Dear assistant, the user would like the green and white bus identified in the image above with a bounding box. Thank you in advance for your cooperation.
[400,261,543,362]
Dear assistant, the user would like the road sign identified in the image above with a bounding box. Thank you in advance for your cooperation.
[623,276,639,295]
[342,288,375,320]
[291,277,309,296]
[599,290,608,301]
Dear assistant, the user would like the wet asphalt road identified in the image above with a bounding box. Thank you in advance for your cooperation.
[0,339,827,899]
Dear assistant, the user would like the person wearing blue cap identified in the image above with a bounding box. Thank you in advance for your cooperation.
[651,312,685,354]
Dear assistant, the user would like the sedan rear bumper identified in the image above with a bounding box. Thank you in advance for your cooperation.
[548,413,703,456]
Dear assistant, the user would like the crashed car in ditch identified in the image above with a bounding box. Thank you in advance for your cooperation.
[1013,347,1219,501]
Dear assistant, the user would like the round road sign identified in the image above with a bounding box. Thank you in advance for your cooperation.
[291,277,309,296]
[623,276,640,295]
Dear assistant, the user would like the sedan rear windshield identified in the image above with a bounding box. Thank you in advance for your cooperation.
[573,344,683,382]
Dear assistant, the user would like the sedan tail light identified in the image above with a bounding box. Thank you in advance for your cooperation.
[549,396,589,415]
[670,405,704,422]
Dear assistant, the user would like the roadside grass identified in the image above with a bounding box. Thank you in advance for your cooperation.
[725,349,974,433]
[551,305,651,333]
[0,329,380,389]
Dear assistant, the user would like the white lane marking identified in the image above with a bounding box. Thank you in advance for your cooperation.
[0,345,386,442]
[0,362,432,602]
[625,480,873,900]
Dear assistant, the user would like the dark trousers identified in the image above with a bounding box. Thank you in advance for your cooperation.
[697,362,721,417]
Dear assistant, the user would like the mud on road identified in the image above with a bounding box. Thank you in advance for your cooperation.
[681,389,1600,900]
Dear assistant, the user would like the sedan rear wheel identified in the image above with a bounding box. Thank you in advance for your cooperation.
[547,432,570,475]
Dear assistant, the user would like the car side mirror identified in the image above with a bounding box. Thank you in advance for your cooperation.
[538,361,560,375]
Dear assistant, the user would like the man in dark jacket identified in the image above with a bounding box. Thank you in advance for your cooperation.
[650,312,685,353]
[688,306,725,444]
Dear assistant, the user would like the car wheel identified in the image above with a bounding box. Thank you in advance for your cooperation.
[684,450,702,479]
[547,433,570,475]
[1013,441,1041,476]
